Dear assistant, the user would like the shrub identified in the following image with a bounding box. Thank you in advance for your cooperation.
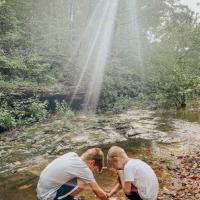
[55,100,74,118]
[112,96,134,114]
[29,99,48,121]
[0,108,15,130]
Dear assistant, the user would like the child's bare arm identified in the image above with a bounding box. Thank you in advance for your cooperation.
[117,170,132,194]
[89,182,109,200]
[108,183,121,197]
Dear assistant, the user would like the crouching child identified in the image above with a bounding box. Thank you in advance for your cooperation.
[107,146,159,200]
[37,148,109,200]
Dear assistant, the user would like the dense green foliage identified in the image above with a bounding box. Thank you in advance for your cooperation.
[0,0,76,131]
[99,0,200,111]
[0,0,200,131]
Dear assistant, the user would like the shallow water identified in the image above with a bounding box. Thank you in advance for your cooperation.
[156,109,200,128]
[0,139,152,200]
[1,108,200,200]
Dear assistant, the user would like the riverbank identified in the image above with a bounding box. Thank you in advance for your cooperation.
[0,141,199,200]
[0,107,200,199]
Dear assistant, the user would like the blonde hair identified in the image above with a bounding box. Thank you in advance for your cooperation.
[81,148,104,172]
[107,146,128,162]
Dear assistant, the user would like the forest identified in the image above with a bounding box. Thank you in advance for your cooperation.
[0,1,200,200]
[1,0,200,131]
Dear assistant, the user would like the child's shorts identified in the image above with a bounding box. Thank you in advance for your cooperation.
[54,182,78,200]
[126,192,143,200]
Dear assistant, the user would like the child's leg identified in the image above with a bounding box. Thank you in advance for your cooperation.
[70,179,87,197]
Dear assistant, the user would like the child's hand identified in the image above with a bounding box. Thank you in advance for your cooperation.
[106,192,111,198]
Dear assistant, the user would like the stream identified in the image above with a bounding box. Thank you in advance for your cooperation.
[0,107,200,200]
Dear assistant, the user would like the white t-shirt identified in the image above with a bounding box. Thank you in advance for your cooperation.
[124,159,159,200]
[37,152,96,200]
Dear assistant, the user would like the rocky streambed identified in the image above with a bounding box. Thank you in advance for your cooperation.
[0,107,200,200]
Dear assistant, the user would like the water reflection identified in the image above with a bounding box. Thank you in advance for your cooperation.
[156,109,200,132]
[157,109,200,123]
